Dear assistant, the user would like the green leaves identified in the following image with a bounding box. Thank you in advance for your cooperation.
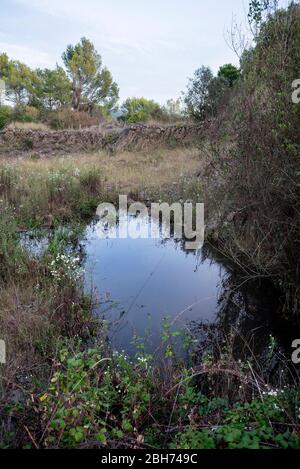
[36,67,72,109]
[0,105,12,130]
[248,0,276,25]
[183,63,240,121]
[40,341,153,448]
[62,37,119,111]
[120,97,163,123]
[1,57,39,106]
[174,389,300,449]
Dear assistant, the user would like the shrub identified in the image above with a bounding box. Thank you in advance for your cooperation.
[45,108,100,130]
[0,105,12,130]
[120,97,164,124]
[12,105,40,123]
[39,341,153,448]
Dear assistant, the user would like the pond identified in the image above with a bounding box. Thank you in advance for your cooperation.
[21,215,297,363]
[82,214,294,359]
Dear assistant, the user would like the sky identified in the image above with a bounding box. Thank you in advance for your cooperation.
[0,0,267,104]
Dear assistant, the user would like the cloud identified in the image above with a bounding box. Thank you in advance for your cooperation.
[0,41,55,68]
[4,0,252,103]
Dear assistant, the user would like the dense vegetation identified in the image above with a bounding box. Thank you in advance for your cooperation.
[0,0,299,450]
[0,35,240,127]
[207,1,300,313]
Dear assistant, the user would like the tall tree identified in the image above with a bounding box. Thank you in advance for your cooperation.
[62,37,119,112]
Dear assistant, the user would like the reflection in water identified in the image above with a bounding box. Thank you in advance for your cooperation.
[83,215,225,355]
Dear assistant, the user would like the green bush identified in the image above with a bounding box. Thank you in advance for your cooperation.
[120,97,164,123]
[0,106,12,130]
[172,388,300,449]
[40,341,153,448]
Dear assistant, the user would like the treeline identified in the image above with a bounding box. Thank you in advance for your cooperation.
[0,33,241,129]
[118,62,240,124]
[0,37,119,129]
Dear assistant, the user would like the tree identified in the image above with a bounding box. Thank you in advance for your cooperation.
[183,63,241,120]
[36,67,71,110]
[62,37,119,112]
[1,59,39,106]
[183,66,214,120]
[120,97,163,123]
[217,64,240,87]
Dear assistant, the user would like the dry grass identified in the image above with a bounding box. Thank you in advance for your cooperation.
[95,146,203,194]
[7,122,51,131]
[0,146,205,225]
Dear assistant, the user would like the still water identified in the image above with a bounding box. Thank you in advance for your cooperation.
[21,215,296,361]
[83,215,226,354]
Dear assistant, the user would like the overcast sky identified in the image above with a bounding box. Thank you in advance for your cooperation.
[0,0,271,104]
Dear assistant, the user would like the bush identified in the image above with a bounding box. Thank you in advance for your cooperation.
[120,97,164,124]
[12,105,40,123]
[45,108,100,130]
[0,106,12,130]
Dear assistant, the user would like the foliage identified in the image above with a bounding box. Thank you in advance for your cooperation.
[183,66,214,121]
[0,57,39,106]
[120,97,163,123]
[1,38,118,119]
[0,212,27,281]
[183,63,240,120]
[12,105,40,123]
[40,342,153,448]
[0,105,12,129]
[207,2,300,309]
[172,387,300,449]
[62,37,119,112]
[248,0,278,24]
[36,336,300,449]
[217,64,240,87]
[36,67,72,110]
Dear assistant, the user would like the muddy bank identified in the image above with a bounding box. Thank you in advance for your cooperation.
[0,123,204,157]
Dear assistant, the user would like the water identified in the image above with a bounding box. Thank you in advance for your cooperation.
[83,215,226,354]
[20,216,298,363]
